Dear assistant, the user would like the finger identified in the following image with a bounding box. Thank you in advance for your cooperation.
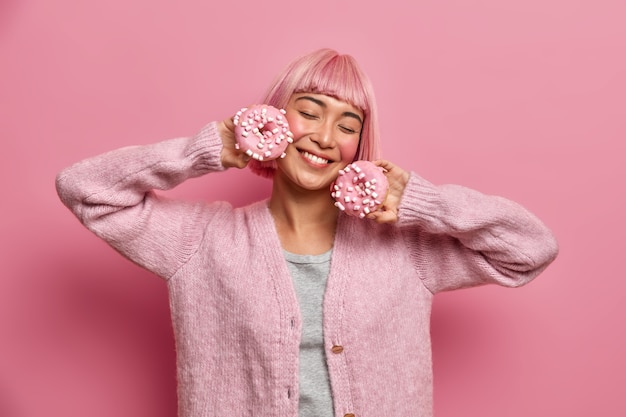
[372,159,391,172]
[374,160,406,179]
[368,208,398,224]
[233,155,251,169]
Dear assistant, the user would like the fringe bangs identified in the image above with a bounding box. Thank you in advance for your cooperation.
[294,54,369,114]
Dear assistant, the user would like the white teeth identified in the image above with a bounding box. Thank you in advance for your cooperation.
[302,151,329,165]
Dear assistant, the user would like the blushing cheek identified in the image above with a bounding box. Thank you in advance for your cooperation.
[340,138,360,164]
[285,112,306,143]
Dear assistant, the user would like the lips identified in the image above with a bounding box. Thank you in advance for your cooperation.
[300,150,330,165]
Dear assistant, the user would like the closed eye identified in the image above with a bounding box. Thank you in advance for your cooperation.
[299,111,318,119]
[339,125,358,134]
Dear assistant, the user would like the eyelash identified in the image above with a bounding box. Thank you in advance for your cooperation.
[299,111,358,134]
[299,111,317,119]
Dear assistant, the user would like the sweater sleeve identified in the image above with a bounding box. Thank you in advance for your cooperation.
[55,122,227,280]
[397,172,559,293]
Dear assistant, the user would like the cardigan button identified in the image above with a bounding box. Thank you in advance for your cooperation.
[344,414,355,417]
[331,345,344,354]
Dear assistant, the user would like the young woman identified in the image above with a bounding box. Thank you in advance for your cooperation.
[56,48,558,417]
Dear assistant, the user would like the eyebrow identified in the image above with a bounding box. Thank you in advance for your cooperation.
[295,96,363,125]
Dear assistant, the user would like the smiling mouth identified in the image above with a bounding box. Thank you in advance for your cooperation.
[300,150,330,165]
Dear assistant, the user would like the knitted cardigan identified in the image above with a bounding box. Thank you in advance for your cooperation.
[56,122,558,417]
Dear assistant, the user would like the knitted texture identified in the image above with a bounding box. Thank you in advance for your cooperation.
[56,122,558,417]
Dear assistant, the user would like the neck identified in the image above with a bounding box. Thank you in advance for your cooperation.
[268,172,339,254]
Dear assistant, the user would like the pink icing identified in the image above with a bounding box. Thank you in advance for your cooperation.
[331,161,389,218]
[233,105,294,161]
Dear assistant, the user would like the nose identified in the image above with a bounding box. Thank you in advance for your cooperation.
[311,121,335,149]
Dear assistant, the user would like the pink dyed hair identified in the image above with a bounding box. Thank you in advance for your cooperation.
[248,48,381,178]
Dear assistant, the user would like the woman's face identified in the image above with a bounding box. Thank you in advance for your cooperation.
[276,92,364,191]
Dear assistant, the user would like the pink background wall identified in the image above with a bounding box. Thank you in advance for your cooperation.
[1,0,624,416]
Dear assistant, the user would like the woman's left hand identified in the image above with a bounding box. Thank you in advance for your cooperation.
[367,160,410,224]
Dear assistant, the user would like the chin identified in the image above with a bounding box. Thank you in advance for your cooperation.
[294,175,335,192]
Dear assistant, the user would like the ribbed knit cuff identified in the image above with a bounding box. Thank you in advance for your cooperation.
[396,172,443,228]
[186,121,226,175]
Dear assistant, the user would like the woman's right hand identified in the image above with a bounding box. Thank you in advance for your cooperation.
[367,159,410,224]
[218,117,250,169]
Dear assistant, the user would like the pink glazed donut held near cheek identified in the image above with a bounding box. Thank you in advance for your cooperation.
[275,93,364,192]
[331,160,390,218]
[233,105,294,161]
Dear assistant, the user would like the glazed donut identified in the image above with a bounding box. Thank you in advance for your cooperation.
[233,105,294,161]
[331,161,389,218]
